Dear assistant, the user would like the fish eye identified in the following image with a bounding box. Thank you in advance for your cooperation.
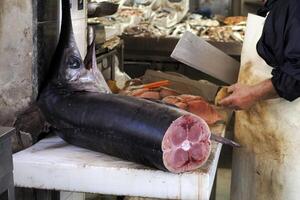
[67,56,81,69]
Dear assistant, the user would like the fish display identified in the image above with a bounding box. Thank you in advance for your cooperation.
[88,1,246,43]
[123,14,246,42]
[122,81,180,100]
[37,0,239,173]
[163,95,223,125]
[123,83,222,125]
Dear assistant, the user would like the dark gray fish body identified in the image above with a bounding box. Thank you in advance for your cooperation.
[38,0,172,170]
[37,0,239,172]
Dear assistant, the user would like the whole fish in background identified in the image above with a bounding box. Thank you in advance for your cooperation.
[35,0,239,173]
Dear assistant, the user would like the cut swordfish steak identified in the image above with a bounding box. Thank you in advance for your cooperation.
[163,115,211,173]
[163,95,223,125]
[38,85,211,173]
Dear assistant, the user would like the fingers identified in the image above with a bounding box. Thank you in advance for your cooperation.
[219,96,241,110]
[219,92,242,110]
[219,95,235,106]
[227,84,239,93]
[218,83,242,109]
[219,84,238,106]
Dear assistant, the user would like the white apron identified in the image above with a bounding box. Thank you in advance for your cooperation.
[231,14,300,200]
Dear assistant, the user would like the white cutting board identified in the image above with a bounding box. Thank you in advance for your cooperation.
[171,31,240,84]
[13,121,227,200]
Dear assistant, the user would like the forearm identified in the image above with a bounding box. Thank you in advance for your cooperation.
[219,79,278,110]
[252,79,278,101]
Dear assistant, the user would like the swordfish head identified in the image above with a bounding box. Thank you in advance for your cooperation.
[46,0,110,93]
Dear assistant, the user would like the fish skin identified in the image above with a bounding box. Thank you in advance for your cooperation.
[37,0,175,171]
[38,84,185,171]
[42,0,110,94]
[44,0,82,87]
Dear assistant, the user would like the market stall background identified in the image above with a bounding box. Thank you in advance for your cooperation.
[88,0,247,86]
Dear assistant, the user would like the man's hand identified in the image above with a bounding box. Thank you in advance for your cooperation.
[219,79,278,110]
[219,84,258,110]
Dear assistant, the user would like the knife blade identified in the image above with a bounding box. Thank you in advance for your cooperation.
[171,31,240,84]
[210,133,241,148]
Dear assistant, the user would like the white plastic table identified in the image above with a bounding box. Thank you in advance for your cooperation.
[13,112,229,200]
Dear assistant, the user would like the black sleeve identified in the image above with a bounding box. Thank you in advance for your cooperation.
[271,68,300,101]
[257,0,278,17]
[270,4,300,101]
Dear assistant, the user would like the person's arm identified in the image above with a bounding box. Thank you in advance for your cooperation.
[219,79,278,110]
[221,1,300,110]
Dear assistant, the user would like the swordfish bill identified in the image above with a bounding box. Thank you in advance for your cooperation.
[38,0,237,173]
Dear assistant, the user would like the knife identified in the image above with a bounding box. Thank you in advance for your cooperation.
[171,31,240,85]
[211,133,241,148]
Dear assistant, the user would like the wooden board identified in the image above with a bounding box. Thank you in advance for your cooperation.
[13,110,229,200]
[171,31,240,84]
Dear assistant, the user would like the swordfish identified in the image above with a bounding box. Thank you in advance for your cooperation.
[37,0,239,173]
